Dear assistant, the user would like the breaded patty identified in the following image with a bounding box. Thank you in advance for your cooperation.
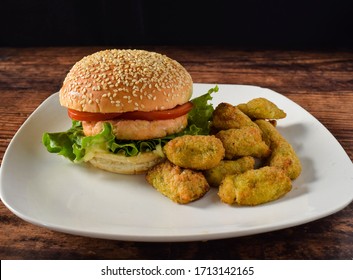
[146,160,210,204]
[218,166,292,206]
[255,120,302,180]
[212,102,256,131]
[237,98,286,120]
[216,127,271,159]
[203,157,255,188]
[163,135,225,170]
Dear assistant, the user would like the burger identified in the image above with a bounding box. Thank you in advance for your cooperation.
[43,49,217,174]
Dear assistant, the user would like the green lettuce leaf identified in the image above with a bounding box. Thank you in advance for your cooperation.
[184,85,218,135]
[42,120,85,161]
[42,85,218,162]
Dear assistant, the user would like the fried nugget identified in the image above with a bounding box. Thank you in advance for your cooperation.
[218,166,292,206]
[203,157,255,188]
[163,135,225,170]
[255,120,301,180]
[238,97,286,120]
[146,160,210,204]
[212,102,256,131]
[216,127,271,159]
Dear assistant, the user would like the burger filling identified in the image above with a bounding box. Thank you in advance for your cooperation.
[43,86,218,163]
[82,114,188,140]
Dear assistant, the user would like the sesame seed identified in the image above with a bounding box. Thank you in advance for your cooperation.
[63,49,192,112]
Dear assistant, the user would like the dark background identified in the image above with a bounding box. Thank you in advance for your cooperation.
[1,0,353,49]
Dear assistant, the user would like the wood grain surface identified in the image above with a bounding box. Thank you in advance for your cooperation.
[0,46,352,259]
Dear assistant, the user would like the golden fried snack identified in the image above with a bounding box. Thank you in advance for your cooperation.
[163,135,225,170]
[255,120,301,180]
[218,166,292,206]
[216,127,271,159]
[146,160,210,204]
[212,102,256,130]
[237,97,286,119]
[203,157,255,188]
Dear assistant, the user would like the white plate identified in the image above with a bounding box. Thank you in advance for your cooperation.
[1,84,353,242]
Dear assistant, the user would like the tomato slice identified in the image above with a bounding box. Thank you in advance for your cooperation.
[67,102,193,122]
[67,110,122,121]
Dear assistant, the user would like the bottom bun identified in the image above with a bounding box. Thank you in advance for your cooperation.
[88,152,165,174]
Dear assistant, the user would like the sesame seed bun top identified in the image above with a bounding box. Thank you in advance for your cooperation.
[59,49,193,113]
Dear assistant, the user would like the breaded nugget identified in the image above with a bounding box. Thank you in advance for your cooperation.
[203,157,255,188]
[216,127,271,159]
[212,102,256,130]
[163,135,225,170]
[237,98,286,120]
[255,120,301,180]
[146,160,210,204]
[218,166,292,206]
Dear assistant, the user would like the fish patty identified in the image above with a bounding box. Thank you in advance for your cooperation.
[255,120,301,180]
[216,127,271,159]
[218,166,292,206]
[164,135,225,170]
[203,157,255,188]
[146,160,210,204]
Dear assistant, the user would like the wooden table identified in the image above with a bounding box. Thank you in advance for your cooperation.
[1,47,352,259]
